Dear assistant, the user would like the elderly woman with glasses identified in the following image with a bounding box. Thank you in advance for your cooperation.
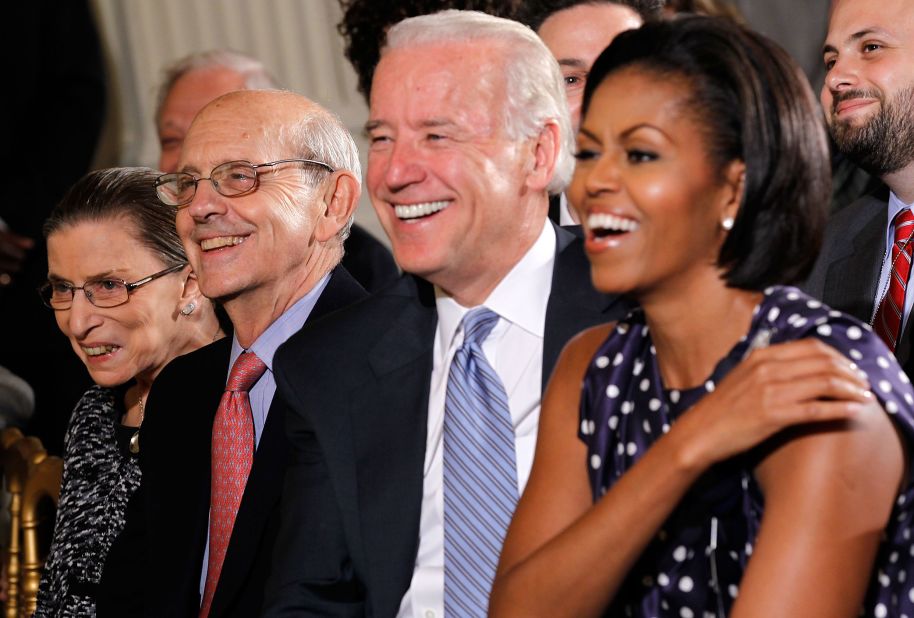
[34,167,223,617]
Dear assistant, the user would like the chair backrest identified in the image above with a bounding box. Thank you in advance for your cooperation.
[1,436,45,618]
[18,455,63,617]
[0,429,22,451]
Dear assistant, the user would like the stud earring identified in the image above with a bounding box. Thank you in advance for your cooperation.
[721,217,734,231]
[181,301,196,316]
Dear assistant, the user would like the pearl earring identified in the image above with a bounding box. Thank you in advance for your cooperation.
[721,217,734,231]
[181,301,196,316]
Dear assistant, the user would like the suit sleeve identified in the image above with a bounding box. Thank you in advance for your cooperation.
[262,370,365,616]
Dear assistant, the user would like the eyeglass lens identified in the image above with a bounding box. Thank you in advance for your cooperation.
[42,279,129,309]
[157,161,259,206]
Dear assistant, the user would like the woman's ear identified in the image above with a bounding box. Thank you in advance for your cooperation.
[719,160,746,225]
[315,170,361,243]
[178,266,203,316]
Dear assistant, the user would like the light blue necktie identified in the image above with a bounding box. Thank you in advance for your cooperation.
[443,307,518,617]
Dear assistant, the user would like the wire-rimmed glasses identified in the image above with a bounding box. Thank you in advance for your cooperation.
[39,263,187,310]
[154,159,334,207]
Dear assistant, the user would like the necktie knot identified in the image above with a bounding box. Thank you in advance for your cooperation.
[226,352,267,393]
[461,307,499,348]
[893,208,914,244]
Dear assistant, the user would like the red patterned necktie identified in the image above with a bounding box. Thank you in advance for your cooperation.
[200,351,267,617]
[874,208,914,352]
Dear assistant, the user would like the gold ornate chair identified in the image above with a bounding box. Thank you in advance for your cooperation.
[0,428,22,614]
[1,435,45,618]
[18,455,62,616]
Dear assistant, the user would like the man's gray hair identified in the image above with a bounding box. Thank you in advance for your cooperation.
[155,49,281,125]
[384,10,574,194]
[277,104,362,241]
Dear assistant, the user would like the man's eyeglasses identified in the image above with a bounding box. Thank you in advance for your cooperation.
[39,263,187,310]
[154,159,334,207]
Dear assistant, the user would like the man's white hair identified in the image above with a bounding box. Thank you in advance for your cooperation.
[384,10,574,194]
[277,104,362,241]
[156,49,280,125]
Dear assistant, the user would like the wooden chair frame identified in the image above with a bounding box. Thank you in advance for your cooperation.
[18,455,62,617]
[1,434,45,618]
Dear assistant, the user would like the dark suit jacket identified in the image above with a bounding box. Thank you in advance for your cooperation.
[803,186,914,364]
[263,224,631,616]
[98,267,367,618]
[342,224,400,293]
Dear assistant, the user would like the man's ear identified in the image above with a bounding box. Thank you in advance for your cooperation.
[315,170,361,243]
[525,121,561,193]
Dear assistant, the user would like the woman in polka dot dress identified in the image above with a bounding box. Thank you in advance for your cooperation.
[490,16,914,618]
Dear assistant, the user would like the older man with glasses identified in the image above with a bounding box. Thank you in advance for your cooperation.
[97,89,368,618]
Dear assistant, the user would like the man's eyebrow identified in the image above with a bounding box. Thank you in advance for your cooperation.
[420,118,457,129]
[364,118,458,132]
[823,28,889,55]
[558,58,587,69]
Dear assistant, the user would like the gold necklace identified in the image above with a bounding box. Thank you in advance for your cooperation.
[129,396,144,455]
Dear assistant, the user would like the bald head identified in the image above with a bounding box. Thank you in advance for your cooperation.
[181,90,362,182]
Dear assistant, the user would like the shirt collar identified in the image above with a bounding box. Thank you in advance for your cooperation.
[888,191,912,224]
[435,221,556,350]
[229,272,332,374]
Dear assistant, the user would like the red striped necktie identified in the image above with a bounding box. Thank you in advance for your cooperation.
[874,208,914,352]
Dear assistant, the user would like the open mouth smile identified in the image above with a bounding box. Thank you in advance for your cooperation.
[201,236,247,251]
[393,200,451,221]
[82,344,119,357]
[586,213,640,239]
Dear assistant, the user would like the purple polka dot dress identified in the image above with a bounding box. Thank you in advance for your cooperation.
[579,286,914,618]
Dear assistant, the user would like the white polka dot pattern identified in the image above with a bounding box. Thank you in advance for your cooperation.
[577,286,914,616]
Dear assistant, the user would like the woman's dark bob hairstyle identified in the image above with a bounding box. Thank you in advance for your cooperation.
[581,15,831,289]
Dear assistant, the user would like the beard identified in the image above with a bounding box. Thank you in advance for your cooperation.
[829,85,914,176]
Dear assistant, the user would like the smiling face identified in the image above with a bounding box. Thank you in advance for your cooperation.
[366,40,550,305]
[157,66,249,174]
[47,217,189,388]
[176,92,326,315]
[821,0,914,176]
[537,3,642,133]
[569,69,736,298]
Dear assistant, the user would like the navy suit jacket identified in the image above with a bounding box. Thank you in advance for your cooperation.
[263,224,631,616]
[98,267,367,618]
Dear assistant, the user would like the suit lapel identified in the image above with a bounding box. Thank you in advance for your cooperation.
[543,224,631,391]
[352,277,437,611]
[821,196,886,323]
[210,267,368,616]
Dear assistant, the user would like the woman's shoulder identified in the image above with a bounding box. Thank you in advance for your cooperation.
[762,286,914,437]
[65,385,119,442]
[761,285,880,353]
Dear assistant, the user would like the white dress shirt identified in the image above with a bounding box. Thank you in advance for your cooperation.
[397,222,556,618]
[558,193,579,226]
[873,191,914,334]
